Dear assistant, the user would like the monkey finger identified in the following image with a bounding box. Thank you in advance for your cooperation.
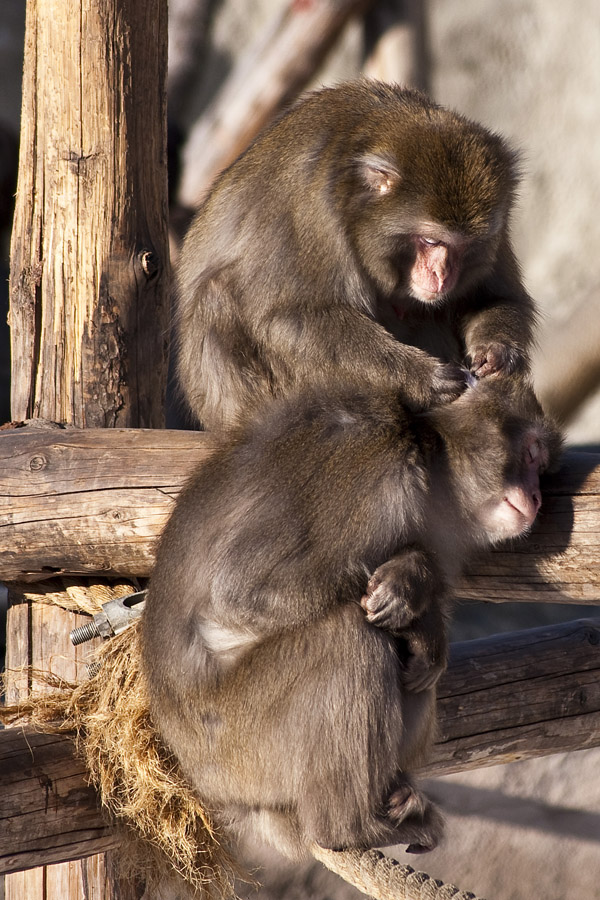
[469,341,521,378]
[362,590,417,630]
[471,361,498,378]
[359,575,383,610]
[429,362,468,405]
[387,781,427,823]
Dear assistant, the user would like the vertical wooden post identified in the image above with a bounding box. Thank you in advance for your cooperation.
[9,0,169,428]
[6,0,169,898]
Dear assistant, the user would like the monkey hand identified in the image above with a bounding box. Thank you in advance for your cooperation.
[360,551,436,632]
[410,357,467,408]
[469,340,522,378]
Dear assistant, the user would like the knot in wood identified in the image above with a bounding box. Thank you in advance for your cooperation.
[29,455,47,471]
[139,250,160,280]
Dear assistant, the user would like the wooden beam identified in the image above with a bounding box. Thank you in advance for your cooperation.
[1,618,598,875]
[9,0,170,430]
[0,729,118,874]
[0,426,215,582]
[0,427,599,604]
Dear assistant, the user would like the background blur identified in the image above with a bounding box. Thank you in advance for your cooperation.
[0,2,599,898]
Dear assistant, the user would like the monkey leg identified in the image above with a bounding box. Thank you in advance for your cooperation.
[183,603,442,858]
[288,606,442,854]
[398,600,449,693]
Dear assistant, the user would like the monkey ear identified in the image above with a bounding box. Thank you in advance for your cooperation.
[359,153,401,195]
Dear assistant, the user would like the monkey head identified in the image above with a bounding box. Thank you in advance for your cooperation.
[347,93,519,307]
[430,378,563,545]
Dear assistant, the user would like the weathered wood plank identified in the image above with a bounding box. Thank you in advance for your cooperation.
[0,428,599,604]
[0,729,118,874]
[1,618,598,875]
[7,1,170,897]
[9,0,170,429]
[0,427,216,581]
[426,616,600,774]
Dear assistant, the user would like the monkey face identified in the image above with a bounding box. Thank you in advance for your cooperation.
[352,116,514,305]
[408,235,463,302]
[477,430,547,540]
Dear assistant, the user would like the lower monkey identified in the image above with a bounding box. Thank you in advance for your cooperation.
[141,378,561,858]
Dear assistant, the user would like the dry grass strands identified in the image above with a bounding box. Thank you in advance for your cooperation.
[1,621,244,898]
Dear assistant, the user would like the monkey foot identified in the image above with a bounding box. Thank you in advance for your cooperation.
[387,782,427,823]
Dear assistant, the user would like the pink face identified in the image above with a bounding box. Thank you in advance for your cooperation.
[409,236,464,302]
[481,432,547,541]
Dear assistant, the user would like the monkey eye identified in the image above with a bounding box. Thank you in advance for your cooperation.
[420,236,442,246]
[526,440,540,464]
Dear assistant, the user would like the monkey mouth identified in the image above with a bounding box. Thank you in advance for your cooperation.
[500,495,537,532]
[409,282,448,304]
[503,496,522,514]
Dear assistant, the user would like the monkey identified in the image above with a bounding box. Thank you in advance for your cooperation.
[141,377,561,859]
[175,80,535,431]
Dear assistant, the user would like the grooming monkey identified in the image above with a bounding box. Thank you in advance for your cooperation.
[142,378,561,858]
[176,81,535,430]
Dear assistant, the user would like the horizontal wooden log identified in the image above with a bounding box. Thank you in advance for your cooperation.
[1,617,598,874]
[0,729,118,874]
[0,426,599,603]
[0,426,216,582]
[426,616,600,774]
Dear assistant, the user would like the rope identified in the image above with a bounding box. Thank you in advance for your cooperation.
[312,845,487,900]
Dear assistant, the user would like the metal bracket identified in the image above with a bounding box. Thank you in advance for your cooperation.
[70,589,147,645]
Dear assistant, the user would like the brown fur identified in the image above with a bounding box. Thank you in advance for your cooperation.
[176,81,535,430]
[141,378,561,859]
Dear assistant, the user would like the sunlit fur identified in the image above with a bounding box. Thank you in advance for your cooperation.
[176,80,535,431]
[142,377,561,860]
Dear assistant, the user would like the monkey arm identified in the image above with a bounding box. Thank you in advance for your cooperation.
[263,305,464,408]
[462,298,536,376]
[398,602,450,693]
[461,243,537,377]
[360,548,450,693]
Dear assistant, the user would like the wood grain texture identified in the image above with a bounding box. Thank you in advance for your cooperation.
[427,616,600,774]
[9,0,170,429]
[1,618,598,875]
[6,1,169,896]
[0,427,215,581]
[0,428,598,604]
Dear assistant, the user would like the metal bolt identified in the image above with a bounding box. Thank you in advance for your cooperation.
[70,620,102,645]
